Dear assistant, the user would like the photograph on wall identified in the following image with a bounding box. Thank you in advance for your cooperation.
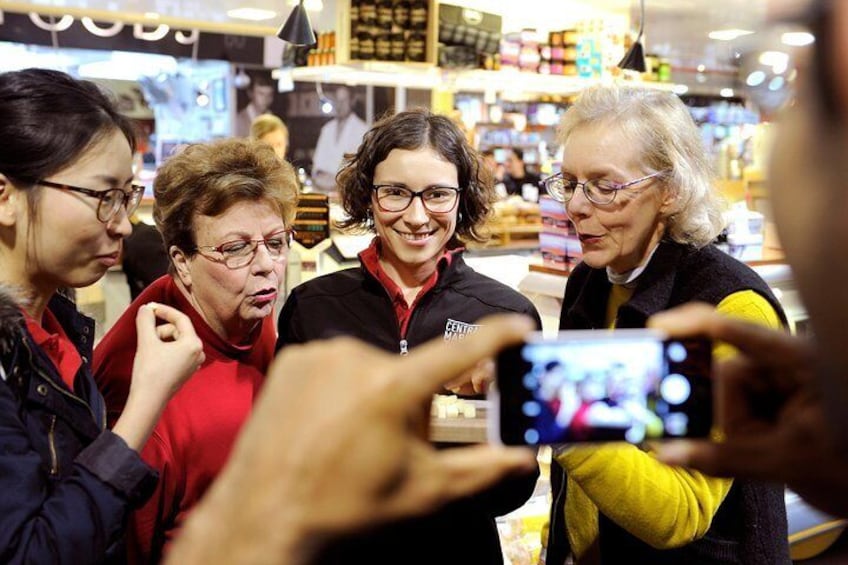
[235,70,393,193]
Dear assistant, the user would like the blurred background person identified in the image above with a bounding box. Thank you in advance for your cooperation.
[502,148,541,200]
[250,114,289,162]
[123,214,169,301]
[311,85,369,194]
[235,73,275,138]
[94,138,299,563]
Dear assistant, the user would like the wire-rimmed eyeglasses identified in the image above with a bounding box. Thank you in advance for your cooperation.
[36,179,145,223]
[540,170,669,206]
[372,185,462,213]
[194,229,295,269]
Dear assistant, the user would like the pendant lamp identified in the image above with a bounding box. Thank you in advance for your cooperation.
[277,0,316,46]
[619,0,647,72]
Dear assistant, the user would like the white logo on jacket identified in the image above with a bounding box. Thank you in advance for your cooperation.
[444,318,480,341]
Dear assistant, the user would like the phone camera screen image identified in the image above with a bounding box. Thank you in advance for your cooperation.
[495,332,712,445]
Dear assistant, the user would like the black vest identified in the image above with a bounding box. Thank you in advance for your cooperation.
[546,241,790,565]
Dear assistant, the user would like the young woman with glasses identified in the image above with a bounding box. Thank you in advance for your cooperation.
[543,85,790,564]
[93,137,299,563]
[0,68,204,563]
[276,108,540,565]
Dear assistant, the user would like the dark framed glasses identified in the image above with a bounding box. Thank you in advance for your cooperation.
[194,229,295,269]
[372,185,462,213]
[36,179,145,223]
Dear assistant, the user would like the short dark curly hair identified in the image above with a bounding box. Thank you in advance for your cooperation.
[336,108,494,243]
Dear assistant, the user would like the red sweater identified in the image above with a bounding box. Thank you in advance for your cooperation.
[93,275,276,563]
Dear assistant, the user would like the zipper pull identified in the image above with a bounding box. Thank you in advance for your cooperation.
[399,339,408,356]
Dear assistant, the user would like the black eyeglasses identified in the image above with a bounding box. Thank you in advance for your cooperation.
[540,170,669,205]
[194,229,295,269]
[372,185,462,213]
[36,180,145,223]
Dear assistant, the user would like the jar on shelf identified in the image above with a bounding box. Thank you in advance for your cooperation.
[406,30,427,62]
[393,0,411,28]
[377,0,394,30]
[410,0,428,31]
[358,29,376,60]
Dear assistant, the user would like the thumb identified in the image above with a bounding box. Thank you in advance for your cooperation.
[134,303,159,347]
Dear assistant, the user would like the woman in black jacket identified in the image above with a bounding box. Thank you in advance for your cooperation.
[278,108,540,564]
[0,68,203,564]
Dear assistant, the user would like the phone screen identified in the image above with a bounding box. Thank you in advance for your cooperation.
[494,330,712,445]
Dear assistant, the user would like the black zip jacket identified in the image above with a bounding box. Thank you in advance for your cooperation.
[546,241,790,565]
[277,252,541,565]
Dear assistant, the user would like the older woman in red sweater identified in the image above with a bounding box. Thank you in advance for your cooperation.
[94,138,298,563]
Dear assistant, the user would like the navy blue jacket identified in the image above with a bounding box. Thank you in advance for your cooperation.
[0,289,157,564]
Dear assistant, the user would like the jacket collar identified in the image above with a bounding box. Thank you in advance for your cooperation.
[567,241,688,329]
[358,236,466,296]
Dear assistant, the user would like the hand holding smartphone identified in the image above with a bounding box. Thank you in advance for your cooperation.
[490,329,712,445]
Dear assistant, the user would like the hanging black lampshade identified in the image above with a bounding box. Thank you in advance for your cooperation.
[618,0,647,72]
[619,39,646,72]
[277,0,316,46]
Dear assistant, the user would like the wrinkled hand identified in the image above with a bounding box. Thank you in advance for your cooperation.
[649,303,848,516]
[170,315,538,565]
[113,303,204,451]
[444,359,494,395]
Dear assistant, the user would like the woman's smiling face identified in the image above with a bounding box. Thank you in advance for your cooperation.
[371,147,460,273]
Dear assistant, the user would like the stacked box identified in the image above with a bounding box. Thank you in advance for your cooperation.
[539,196,581,271]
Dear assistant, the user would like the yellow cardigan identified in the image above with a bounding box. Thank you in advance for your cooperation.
[556,289,783,560]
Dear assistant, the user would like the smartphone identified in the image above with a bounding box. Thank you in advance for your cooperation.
[490,329,712,446]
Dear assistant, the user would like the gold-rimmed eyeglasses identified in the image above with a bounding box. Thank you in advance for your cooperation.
[194,229,295,269]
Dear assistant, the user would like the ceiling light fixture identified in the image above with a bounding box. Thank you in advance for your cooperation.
[781,31,815,46]
[276,0,316,46]
[708,29,754,41]
[227,8,278,21]
[618,0,646,72]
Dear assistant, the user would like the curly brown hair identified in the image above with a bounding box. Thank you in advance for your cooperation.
[153,138,299,258]
[336,108,494,243]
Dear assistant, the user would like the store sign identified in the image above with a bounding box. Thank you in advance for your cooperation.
[0,12,264,65]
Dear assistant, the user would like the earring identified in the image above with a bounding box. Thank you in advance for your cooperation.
[366,210,375,230]
[458,211,463,223]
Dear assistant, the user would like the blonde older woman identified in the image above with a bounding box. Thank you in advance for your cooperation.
[544,85,790,564]
[250,113,289,161]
